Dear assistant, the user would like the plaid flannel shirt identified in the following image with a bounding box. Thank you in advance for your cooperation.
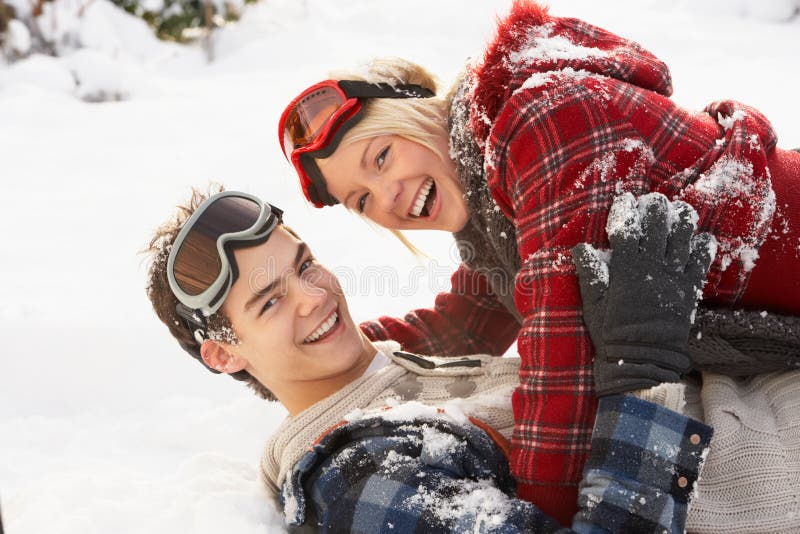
[366,5,777,524]
[282,395,712,533]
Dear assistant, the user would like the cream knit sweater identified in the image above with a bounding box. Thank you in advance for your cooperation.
[684,370,800,534]
[261,342,800,532]
[261,341,519,496]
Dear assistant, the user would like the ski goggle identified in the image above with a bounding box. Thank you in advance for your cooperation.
[167,191,283,324]
[278,79,434,208]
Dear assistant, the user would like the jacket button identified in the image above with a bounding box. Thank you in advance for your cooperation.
[690,434,701,445]
[677,476,688,488]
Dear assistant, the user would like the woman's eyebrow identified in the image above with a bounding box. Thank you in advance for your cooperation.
[344,139,379,209]
[360,137,377,170]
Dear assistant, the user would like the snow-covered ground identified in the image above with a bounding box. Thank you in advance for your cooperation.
[0,0,797,531]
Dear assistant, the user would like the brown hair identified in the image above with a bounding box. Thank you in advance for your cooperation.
[144,185,275,401]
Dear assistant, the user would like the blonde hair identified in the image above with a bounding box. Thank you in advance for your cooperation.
[328,57,450,158]
[325,57,450,255]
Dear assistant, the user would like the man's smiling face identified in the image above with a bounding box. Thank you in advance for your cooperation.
[217,227,374,409]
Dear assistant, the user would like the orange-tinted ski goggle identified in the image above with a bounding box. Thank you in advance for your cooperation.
[167,191,283,321]
[278,80,434,207]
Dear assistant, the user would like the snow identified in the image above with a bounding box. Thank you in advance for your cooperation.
[606,192,643,240]
[669,200,699,233]
[380,450,412,474]
[717,109,747,131]
[207,323,239,345]
[511,22,608,64]
[421,426,461,458]
[687,152,775,272]
[406,477,512,528]
[738,245,761,272]
[517,66,593,91]
[692,157,756,196]
[3,20,32,57]
[576,245,610,287]
[607,192,710,257]
[67,49,136,102]
[1,0,798,532]
[349,399,469,426]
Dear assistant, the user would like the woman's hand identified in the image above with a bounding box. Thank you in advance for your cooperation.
[572,193,717,397]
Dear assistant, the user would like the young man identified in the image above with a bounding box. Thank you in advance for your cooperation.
[145,188,712,532]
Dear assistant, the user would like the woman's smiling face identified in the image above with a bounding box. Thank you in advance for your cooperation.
[317,133,470,232]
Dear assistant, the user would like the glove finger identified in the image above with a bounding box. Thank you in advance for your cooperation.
[685,232,717,284]
[571,243,609,304]
[572,243,610,358]
[638,193,669,259]
[606,193,641,255]
[665,201,698,271]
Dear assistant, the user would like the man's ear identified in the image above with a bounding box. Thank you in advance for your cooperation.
[200,340,248,374]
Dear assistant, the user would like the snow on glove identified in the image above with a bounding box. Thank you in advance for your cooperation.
[572,193,717,397]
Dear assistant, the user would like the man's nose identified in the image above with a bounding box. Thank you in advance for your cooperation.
[293,274,326,317]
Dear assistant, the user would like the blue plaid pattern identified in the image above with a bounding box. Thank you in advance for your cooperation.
[282,396,711,533]
[574,396,712,534]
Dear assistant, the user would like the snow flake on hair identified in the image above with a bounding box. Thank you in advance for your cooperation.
[207,320,240,345]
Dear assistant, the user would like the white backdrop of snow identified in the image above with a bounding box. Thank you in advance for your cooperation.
[1,0,798,532]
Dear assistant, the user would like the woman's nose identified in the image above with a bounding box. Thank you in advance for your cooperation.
[374,177,402,212]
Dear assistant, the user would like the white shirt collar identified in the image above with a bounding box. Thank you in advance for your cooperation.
[362,350,391,377]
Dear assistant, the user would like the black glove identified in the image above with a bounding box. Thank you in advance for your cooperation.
[572,193,716,396]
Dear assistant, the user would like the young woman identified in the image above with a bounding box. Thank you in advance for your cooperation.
[276,0,800,523]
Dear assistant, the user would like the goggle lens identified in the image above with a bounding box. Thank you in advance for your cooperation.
[282,86,348,153]
[172,196,262,296]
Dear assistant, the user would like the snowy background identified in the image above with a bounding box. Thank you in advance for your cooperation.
[1,0,798,532]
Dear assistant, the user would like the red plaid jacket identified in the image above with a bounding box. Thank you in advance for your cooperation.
[363,0,791,525]
[360,265,521,357]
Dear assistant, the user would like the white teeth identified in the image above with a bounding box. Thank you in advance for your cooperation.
[304,311,338,343]
[409,178,434,217]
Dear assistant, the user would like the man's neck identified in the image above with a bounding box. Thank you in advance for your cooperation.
[280,340,380,416]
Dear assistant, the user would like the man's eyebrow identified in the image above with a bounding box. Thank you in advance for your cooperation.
[244,242,309,312]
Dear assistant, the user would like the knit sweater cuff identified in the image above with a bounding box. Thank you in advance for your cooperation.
[631,383,686,414]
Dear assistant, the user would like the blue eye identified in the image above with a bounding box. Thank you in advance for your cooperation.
[259,296,278,316]
[376,146,389,169]
[299,258,316,274]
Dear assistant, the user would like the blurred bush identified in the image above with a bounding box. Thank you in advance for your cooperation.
[110,0,255,42]
[0,0,253,62]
